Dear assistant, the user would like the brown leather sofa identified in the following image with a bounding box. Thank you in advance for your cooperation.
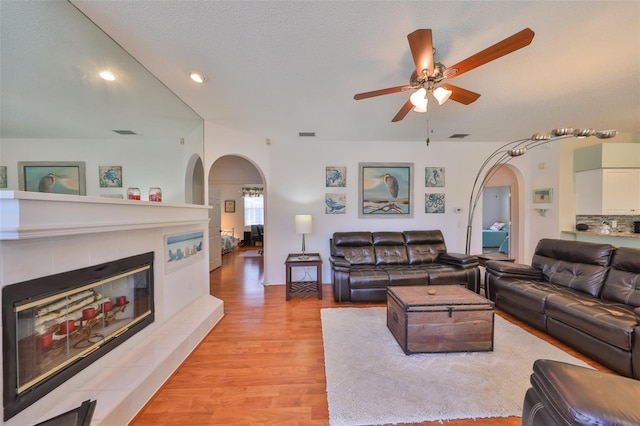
[522,359,640,425]
[485,239,640,379]
[329,230,480,303]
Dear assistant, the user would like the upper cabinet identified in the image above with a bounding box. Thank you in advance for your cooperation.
[574,143,640,215]
[575,169,640,215]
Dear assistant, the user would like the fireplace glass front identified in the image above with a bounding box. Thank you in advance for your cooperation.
[2,252,154,420]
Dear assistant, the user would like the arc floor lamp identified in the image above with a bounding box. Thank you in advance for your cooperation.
[464,127,618,255]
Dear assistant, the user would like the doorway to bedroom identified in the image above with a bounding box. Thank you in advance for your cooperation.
[208,155,265,271]
[482,186,511,254]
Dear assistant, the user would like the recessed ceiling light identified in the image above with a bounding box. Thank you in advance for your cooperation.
[189,71,206,83]
[99,70,116,81]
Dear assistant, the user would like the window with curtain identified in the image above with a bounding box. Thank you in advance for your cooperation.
[244,195,264,226]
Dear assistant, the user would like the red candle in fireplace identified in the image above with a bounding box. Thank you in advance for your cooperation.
[39,333,53,349]
[102,300,113,312]
[116,296,127,306]
[59,320,75,334]
[82,307,96,320]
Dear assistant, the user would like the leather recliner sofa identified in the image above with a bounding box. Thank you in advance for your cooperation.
[485,239,640,379]
[329,230,480,303]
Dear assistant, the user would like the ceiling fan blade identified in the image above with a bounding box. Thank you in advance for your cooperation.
[407,29,434,78]
[354,85,412,100]
[440,84,481,105]
[445,28,535,79]
[391,99,414,122]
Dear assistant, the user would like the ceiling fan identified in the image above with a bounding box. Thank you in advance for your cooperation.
[354,28,535,122]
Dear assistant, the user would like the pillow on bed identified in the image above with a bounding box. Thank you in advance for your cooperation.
[489,222,505,231]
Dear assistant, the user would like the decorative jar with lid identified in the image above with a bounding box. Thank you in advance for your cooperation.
[149,187,162,202]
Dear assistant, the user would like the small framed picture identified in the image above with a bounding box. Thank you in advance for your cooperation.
[99,166,123,188]
[533,188,553,203]
[425,167,445,187]
[325,193,346,214]
[326,166,346,187]
[224,200,236,213]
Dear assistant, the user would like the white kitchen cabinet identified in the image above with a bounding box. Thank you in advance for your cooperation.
[575,169,640,215]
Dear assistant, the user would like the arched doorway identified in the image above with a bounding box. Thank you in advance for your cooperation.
[484,165,521,262]
[208,155,265,270]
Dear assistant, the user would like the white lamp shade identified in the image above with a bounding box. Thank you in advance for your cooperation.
[433,86,452,105]
[295,214,313,234]
[409,88,428,108]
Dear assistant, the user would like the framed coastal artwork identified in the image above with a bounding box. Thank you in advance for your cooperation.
[359,162,413,218]
[164,231,204,272]
[18,161,86,195]
[425,167,445,187]
[99,166,123,188]
[325,193,346,214]
[425,193,445,213]
[326,166,346,187]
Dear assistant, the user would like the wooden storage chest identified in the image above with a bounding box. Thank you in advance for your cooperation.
[387,285,495,354]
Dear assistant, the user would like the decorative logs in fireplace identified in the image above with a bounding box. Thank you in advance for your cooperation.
[2,252,155,421]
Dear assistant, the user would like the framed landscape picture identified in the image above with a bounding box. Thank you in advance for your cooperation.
[18,161,86,195]
[359,162,413,218]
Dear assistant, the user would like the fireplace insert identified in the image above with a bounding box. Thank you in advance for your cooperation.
[2,252,154,420]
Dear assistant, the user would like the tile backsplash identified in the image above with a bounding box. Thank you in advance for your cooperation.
[575,215,640,233]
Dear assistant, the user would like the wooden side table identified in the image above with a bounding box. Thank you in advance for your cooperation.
[285,253,322,300]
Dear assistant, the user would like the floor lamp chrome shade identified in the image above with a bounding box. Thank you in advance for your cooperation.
[464,127,618,255]
[295,214,313,259]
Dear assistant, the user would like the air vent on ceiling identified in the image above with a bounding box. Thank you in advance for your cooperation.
[449,133,469,139]
[298,132,316,137]
[113,130,137,135]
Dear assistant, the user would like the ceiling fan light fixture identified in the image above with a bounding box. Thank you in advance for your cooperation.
[433,86,452,105]
[410,87,428,109]
[413,103,428,113]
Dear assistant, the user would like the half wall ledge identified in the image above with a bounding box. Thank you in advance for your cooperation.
[0,190,211,240]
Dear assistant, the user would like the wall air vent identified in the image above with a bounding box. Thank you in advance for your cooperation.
[113,130,137,135]
[298,132,316,137]
[449,133,469,139]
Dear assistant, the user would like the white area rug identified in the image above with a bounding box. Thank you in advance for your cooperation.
[238,250,263,257]
[321,307,591,425]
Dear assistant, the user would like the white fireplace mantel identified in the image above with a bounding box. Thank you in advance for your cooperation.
[0,190,210,240]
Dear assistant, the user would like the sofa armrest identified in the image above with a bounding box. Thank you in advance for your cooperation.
[635,307,640,324]
[485,260,543,280]
[438,252,479,268]
[329,256,351,271]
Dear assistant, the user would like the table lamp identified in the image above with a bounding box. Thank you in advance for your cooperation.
[295,214,313,259]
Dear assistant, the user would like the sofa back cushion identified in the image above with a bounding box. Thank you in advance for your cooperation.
[332,232,375,265]
[403,230,447,264]
[532,239,614,297]
[372,232,408,265]
[601,247,640,306]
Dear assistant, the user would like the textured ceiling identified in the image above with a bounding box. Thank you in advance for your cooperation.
[69,1,640,143]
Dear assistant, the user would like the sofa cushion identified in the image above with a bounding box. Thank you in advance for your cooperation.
[545,292,636,351]
[332,232,375,265]
[405,245,439,264]
[374,245,409,265]
[379,266,429,286]
[494,279,562,314]
[416,264,471,286]
[403,230,446,265]
[531,239,614,297]
[601,247,640,307]
[348,265,389,289]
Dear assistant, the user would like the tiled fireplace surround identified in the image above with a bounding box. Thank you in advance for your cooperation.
[0,191,223,425]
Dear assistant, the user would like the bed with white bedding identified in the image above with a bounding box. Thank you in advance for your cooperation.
[221,229,239,255]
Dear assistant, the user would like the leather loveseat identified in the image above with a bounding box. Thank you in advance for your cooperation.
[329,230,480,303]
[485,239,640,379]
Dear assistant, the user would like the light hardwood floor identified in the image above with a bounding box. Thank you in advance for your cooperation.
[130,248,611,425]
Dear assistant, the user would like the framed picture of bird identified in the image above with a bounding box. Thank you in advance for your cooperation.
[18,161,86,195]
[359,162,413,218]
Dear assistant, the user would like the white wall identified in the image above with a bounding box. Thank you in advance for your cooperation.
[204,120,569,284]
